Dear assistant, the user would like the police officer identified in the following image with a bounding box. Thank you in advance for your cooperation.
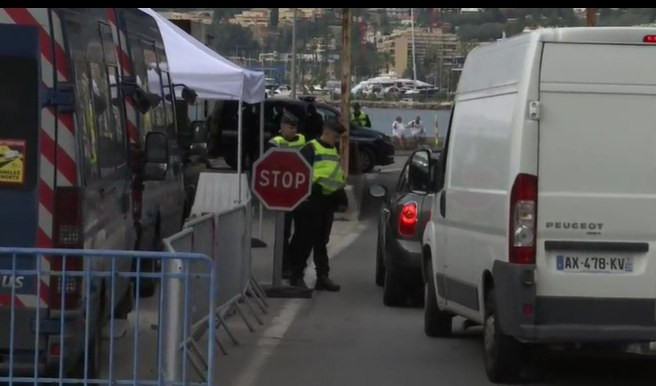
[350,102,371,128]
[289,119,348,291]
[266,111,305,279]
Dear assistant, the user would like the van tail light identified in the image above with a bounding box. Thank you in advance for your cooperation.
[509,174,537,265]
[399,202,418,236]
[50,187,83,310]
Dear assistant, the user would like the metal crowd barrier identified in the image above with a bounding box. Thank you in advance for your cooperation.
[0,247,216,385]
[164,197,268,356]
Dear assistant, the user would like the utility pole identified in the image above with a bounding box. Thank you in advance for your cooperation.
[586,8,597,26]
[340,8,352,177]
[291,8,298,98]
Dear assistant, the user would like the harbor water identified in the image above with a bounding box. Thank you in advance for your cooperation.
[363,107,452,139]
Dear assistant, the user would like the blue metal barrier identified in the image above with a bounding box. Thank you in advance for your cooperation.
[0,247,216,385]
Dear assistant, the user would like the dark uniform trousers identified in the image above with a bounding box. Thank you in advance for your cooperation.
[283,212,293,271]
[289,193,335,278]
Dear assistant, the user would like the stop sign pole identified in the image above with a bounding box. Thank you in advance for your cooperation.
[251,148,313,298]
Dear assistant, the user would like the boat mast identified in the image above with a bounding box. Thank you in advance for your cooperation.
[410,8,417,90]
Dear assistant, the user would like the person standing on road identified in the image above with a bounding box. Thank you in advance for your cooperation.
[392,116,406,149]
[350,102,371,128]
[289,119,348,291]
[407,115,425,146]
[266,111,306,279]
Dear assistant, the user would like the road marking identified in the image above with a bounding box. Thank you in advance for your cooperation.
[232,299,304,386]
[235,223,367,386]
[305,223,368,284]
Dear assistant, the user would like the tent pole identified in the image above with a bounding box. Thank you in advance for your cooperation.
[258,100,264,238]
[237,98,243,203]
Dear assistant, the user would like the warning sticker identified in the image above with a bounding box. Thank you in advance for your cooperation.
[0,139,26,184]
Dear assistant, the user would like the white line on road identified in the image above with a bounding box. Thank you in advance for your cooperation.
[234,223,367,386]
[305,222,368,284]
[232,299,304,386]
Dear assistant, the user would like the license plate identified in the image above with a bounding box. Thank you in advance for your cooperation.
[556,255,633,273]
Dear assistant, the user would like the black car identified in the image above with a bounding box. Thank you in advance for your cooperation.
[369,149,440,306]
[209,97,395,173]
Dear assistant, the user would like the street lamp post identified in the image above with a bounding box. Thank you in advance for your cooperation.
[291,8,297,98]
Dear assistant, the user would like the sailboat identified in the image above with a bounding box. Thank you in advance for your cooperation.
[403,8,426,101]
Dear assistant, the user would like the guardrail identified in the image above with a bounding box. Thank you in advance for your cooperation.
[164,197,268,355]
[0,247,216,385]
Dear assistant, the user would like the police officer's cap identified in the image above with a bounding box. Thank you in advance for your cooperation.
[323,119,346,134]
[281,111,298,126]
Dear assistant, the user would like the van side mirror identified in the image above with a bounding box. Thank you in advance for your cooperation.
[144,131,169,181]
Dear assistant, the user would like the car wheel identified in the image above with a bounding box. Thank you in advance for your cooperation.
[382,263,406,307]
[375,230,385,287]
[359,146,376,174]
[484,289,526,383]
[424,260,452,337]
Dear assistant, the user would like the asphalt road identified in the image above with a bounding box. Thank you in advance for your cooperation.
[222,160,656,386]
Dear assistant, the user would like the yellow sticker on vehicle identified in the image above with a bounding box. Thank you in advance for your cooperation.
[0,139,25,184]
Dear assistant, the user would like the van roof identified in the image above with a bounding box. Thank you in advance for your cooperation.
[471,27,656,56]
[458,27,656,95]
[537,27,656,44]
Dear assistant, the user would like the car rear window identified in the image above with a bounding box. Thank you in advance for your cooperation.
[0,54,38,190]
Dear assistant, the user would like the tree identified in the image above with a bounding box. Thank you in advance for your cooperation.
[212,23,260,58]
[211,8,247,24]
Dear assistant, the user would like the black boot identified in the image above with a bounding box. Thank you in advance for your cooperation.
[289,276,309,289]
[315,276,341,292]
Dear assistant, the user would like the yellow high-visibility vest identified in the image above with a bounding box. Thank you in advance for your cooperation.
[269,133,306,149]
[309,139,345,195]
[350,110,368,127]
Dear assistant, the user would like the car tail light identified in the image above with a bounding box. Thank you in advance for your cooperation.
[50,187,83,310]
[509,174,537,265]
[399,202,418,236]
[644,35,656,43]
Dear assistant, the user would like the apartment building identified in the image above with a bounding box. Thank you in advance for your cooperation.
[378,27,459,76]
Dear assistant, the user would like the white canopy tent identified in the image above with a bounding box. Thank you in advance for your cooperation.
[139,8,267,206]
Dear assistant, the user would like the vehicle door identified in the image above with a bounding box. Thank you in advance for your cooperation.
[62,15,133,309]
[65,18,132,252]
[536,41,656,302]
[431,105,454,308]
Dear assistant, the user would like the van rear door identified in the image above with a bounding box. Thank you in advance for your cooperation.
[537,41,656,304]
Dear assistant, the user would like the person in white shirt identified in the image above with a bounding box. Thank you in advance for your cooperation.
[407,115,425,145]
[392,116,406,148]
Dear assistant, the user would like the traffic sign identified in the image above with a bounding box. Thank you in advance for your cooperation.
[251,147,312,212]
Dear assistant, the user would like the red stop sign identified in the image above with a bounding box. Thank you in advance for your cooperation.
[251,148,312,211]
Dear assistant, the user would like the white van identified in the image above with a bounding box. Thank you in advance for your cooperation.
[421,27,656,383]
